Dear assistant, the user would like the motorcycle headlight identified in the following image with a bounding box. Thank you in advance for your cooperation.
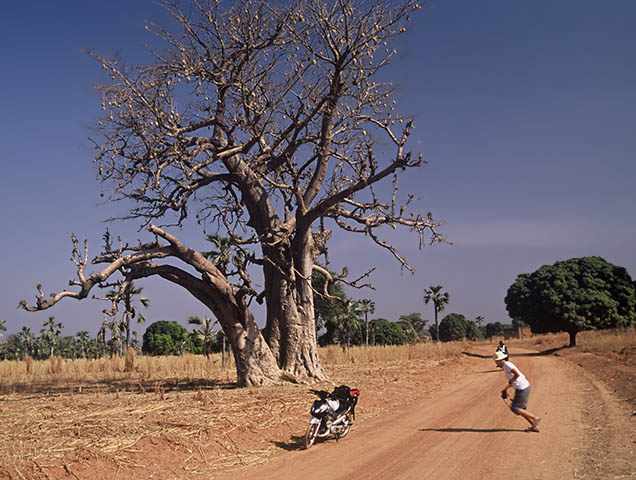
[311,403,328,415]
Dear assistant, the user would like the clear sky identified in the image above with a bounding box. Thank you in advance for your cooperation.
[1,0,635,338]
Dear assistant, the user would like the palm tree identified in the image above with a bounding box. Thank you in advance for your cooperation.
[106,319,123,356]
[0,319,6,337]
[201,234,252,277]
[187,315,216,358]
[423,286,450,342]
[338,301,362,350]
[75,331,91,359]
[359,299,375,347]
[475,315,485,328]
[107,284,150,353]
[201,234,233,274]
[40,316,63,357]
[18,326,36,358]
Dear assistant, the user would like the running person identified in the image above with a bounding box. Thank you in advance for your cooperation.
[493,350,541,432]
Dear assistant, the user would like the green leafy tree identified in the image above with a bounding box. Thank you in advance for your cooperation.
[142,321,191,356]
[437,313,467,342]
[396,319,418,343]
[75,331,92,359]
[505,256,636,347]
[464,319,483,341]
[399,312,428,340]
[485,321,505,338]
[1,334,23,360]
[17,326,36,358]
[423,285,450,342]
[0,320,8,360]
[368,318,410,345]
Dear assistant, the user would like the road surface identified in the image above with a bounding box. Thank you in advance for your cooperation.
[234,346,622,479]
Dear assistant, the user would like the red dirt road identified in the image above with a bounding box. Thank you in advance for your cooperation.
[234,346,633,479]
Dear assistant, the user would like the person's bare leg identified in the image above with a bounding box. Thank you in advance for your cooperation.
[513,408,540,427]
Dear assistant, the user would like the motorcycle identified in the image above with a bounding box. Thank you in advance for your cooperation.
[304,384,360,449]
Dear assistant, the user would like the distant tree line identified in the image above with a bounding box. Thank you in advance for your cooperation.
[9,255,631,359]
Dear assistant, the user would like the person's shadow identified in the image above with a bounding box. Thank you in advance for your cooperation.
[420,427,525,433]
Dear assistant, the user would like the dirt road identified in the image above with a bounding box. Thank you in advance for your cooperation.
[234,346,633,479]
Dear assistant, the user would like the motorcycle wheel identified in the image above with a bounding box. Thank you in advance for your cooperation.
[304,423,319,449]
[336,413,352,440]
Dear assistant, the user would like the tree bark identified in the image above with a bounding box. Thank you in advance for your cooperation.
[568,330,577,348]
[262,230,327,382]
[135,262,282,387]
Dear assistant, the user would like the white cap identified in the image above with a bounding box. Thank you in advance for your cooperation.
[493,350,507,361]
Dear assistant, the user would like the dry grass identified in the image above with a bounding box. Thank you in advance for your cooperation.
[0,329,632,390]
[0,352,237,393]
[0,340,468,391]
[509,326,636,353]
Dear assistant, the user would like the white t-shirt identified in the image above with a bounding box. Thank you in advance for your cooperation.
[503,361,530,390]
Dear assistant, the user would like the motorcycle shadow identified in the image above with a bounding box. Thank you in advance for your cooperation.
[272,435,310,451]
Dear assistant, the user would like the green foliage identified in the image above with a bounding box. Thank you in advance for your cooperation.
[435,313,483,342]
[485,321,505,338]
[368,318,410,345]
[464,320,483,341]
[142,320,193,355]
[313,267,347,338]
[396,319,418,342]
[437,313,467,342]
[201,234,252,276]
[187,316,216,357]
[505,256,636,347]
[399,312,428,339]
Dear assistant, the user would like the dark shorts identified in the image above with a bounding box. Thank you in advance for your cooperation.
[511,386,530,412]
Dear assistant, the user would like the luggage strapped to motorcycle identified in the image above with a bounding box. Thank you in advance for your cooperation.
[332,385,351,399]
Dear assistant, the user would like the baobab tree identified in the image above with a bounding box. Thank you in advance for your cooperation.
[20,0,444,386]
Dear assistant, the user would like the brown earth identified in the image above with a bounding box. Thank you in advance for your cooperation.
[1,344,634,479]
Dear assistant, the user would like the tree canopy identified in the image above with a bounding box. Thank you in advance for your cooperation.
[505,256,636,347]
[431,313,483,342]
[485,321,505,338]
[142,320,192,356]
[368,318,411,345]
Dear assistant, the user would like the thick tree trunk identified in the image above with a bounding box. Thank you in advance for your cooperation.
[568,330,577,348]
[150,264,282,387]
[262,233,327,382]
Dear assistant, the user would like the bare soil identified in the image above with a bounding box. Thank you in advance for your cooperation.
[1,344,634,479]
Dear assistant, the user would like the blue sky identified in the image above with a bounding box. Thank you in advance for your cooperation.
[1,0,635,338]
